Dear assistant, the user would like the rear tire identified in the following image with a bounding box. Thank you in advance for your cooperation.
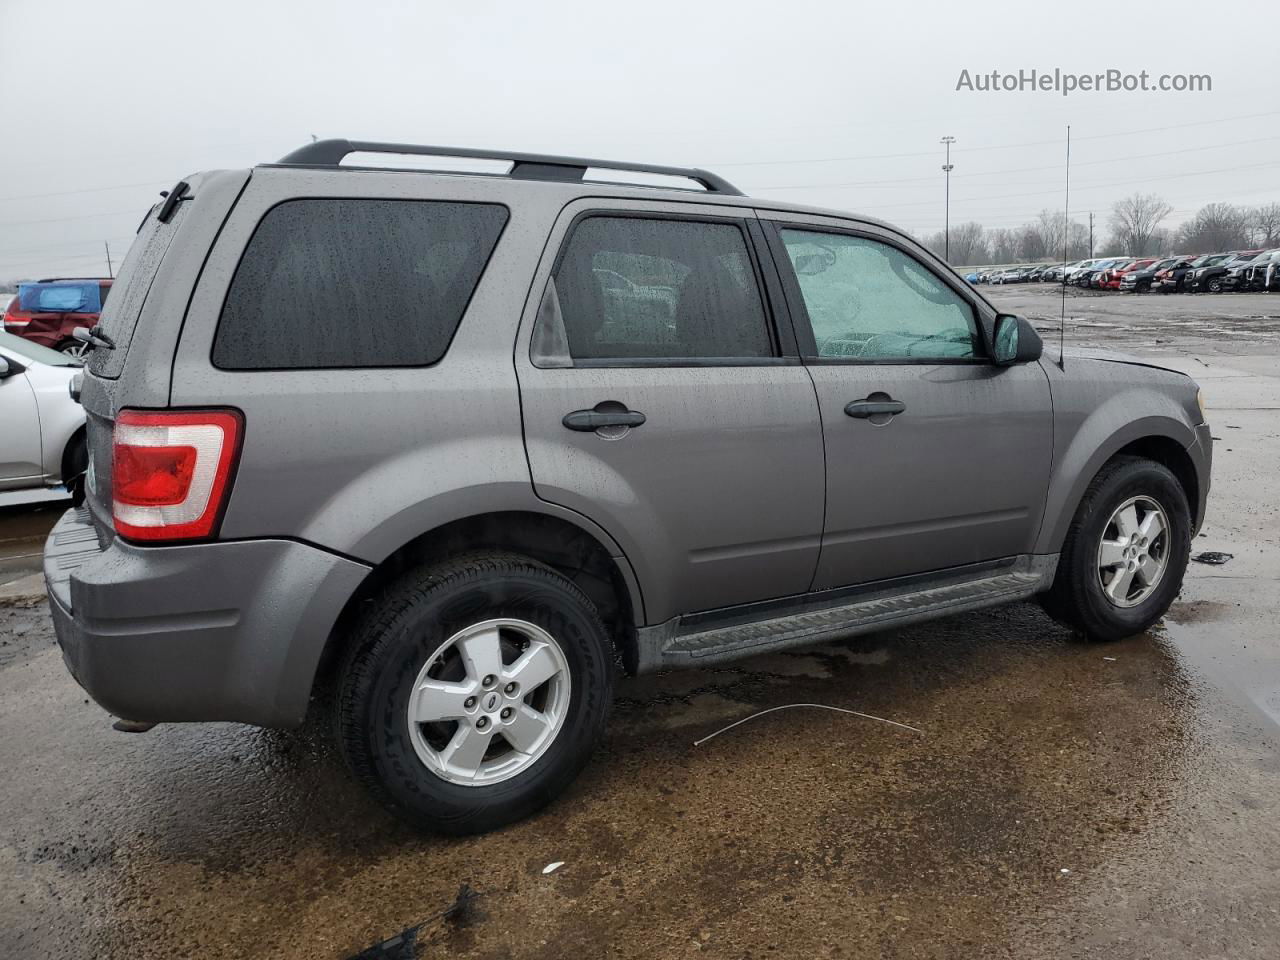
[56,339,88,359]
[1040,456,1191,641]
[335,552,614,834]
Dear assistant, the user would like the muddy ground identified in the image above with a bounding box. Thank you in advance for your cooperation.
[2,288,1279,959]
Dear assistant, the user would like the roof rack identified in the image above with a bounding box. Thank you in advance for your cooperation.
[274,139,744,196]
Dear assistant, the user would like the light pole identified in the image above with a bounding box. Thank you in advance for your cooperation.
[940,136,956,262]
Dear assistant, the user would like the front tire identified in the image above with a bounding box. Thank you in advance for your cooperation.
[1041,456,1191,641]
[336,553,614,834]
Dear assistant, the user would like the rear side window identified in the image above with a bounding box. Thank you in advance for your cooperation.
[213,198,508,370]
[551,216,774,361]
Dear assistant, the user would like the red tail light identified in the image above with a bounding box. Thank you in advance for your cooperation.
[3,304,30,330]
[112,409,243,542]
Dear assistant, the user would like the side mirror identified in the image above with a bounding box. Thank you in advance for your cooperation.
[992,314,1043,365]
[0,355,22,379]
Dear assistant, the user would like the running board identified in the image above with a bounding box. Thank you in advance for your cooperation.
[633,555,1057,672]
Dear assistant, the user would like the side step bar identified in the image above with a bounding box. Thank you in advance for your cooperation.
[634,555,1057,672]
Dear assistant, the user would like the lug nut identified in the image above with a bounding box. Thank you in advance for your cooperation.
[500,707,513,720]
[476,716,489,730]
[504,682,518,696]
[464,696,477,709]
[482,674,496,688]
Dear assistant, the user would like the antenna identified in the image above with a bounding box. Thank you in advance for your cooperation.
[1058,125,1071,371]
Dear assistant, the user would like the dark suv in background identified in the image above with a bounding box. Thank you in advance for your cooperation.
[3,278,113,356]
[1120,257,1179,293]
[1156,256,1208,292]
[44,140,1211,835]
[1184,252,1256,293]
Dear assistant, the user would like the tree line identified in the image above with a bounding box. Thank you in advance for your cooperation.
[920,196,1280,266]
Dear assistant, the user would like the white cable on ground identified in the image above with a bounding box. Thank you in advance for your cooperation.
[693,703,922,747]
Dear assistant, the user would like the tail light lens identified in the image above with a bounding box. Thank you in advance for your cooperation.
[112,409,243,542]
[3,306,30,330]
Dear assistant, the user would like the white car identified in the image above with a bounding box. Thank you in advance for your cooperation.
[0,331,86,493]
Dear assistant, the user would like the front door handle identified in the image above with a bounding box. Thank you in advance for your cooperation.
[562,408,647,431]
[844,399,906,419]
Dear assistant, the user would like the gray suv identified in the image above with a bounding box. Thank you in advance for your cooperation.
[44,140,1211,834]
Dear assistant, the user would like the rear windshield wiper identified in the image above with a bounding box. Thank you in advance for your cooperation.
[73,327,116,351]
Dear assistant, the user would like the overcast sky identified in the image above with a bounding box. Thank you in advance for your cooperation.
[1,0,1275,279]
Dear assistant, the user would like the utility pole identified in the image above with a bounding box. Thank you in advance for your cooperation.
[940,136,956,262]
[104,241,114,278]
[1088,212,1094,258]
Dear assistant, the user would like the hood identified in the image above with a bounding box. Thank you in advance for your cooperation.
[1057,346,1190,376]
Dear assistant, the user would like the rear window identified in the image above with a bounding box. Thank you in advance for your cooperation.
[212,198,508,370]
[17,281,102,314]
[88,200,188,379]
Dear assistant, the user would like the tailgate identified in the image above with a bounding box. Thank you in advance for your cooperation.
[78,168,251,544]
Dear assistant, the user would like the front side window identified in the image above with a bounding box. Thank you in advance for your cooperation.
[213,198,507,370]
[780,229,980,360]
[551,216,774,361]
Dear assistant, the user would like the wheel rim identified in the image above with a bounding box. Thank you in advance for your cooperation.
[60,341,88,359]
[406,618,571,786]
[1096,495,1170,608]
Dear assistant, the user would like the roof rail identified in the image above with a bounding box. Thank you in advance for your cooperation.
[274,139,744,196]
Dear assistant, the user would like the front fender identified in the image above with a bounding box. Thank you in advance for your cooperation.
[1035,390,1197,555]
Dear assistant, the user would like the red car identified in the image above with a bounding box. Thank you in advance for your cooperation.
[3,278,113,357]
[1098,258,1155,291]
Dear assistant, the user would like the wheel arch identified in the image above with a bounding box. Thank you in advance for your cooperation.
[312,509,645,701]
[1036,412,1199,555]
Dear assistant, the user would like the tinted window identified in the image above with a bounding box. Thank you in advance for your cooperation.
[552,216,773,360]
[780,229,980,360]
[213,198,507,370]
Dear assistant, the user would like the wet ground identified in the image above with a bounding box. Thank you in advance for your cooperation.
[3,288,1280,959]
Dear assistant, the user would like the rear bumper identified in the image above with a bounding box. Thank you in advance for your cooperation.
[44,508,370,727]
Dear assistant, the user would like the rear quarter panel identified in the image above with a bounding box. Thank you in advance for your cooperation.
[168,170,632,570]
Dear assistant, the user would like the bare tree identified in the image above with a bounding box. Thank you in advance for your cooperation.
[1249,203,1280,247]
[1109,193,1173,255]
[987,228,1017,264]
[1176,203,1251,252]
[1026,209,1066,259]
[947,222,988,265]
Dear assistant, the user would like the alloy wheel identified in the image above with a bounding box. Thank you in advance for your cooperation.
[406,618,571,786]
[1096,495,1170,608]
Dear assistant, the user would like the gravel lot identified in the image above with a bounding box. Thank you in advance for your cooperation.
[3,288,1280,959]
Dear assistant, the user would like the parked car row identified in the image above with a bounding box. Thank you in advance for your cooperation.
[965,249,1280,294]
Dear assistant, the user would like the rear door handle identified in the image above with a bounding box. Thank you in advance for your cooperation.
[562,409,647,431]
[844,399,906,419]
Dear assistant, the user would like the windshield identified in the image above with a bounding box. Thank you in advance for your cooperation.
[16,281,103,314]
[0,329,83,366]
